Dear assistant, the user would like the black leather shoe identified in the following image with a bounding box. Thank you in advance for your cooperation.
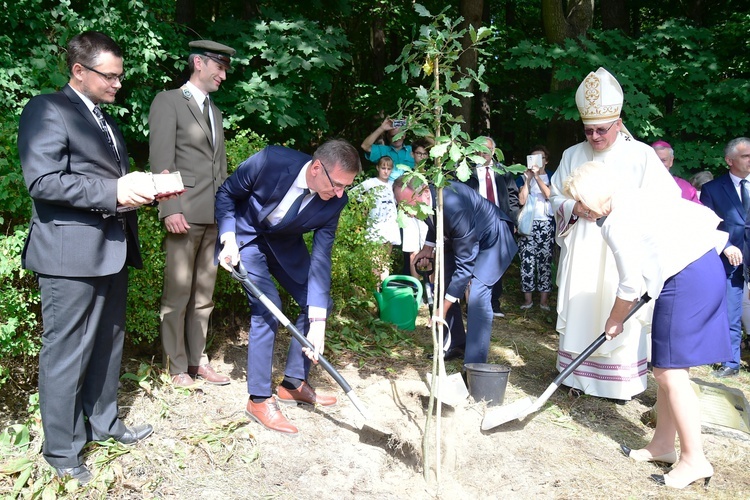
[444,346,465,361]
[711,366,739,378]
[55,465,93,484]
[116,424,153,445]
[427,346,465,361]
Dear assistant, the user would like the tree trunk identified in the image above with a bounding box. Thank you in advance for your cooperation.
[685,0,705,25]
[175,0,196,27]
[457,0,483,135]
[474,0,493,136]
[541,0,594,170]
[241,0,261,20]
[542,0,594,44]
[371,16,386,84]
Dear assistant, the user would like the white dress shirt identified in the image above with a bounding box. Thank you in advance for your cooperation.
[265,162,315,226]
[475,165,499,206]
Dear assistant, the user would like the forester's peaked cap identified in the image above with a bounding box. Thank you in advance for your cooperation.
[575,67,623,125]
[189,40,236,70]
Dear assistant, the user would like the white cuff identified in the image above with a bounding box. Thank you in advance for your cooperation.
[308,305,327,319]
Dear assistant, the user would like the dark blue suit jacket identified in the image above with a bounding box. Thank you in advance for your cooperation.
[700,173,745,278]
[428,182,518,299]
[215,146,348,309]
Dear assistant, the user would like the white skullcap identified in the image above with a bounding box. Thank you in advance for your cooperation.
[575,67,623,125]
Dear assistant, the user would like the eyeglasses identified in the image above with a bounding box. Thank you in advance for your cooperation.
[413,150,429,158]
[319,161,348,190]
[583,121,617,137]
[81,64,126,84]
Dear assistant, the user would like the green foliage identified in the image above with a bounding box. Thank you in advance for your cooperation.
[505,16,750,177]
[325,190,415,358]
[0,226,41,381]
[207,16,351,146]
[387,4,498,188]
[327,297,414,359]
[0,120,30,227]
[125,207,164,344]
[329,189,389,303]
[224,129,269,172]
[0,0,182,142]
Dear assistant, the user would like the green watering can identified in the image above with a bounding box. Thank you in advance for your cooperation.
[373,275,423,331]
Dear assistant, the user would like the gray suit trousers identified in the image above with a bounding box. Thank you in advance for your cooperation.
[37,269,129,467]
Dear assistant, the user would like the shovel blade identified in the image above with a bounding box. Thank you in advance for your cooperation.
[481,396,535,430]
[425,372,469,407]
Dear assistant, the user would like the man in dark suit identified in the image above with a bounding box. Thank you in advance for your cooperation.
[215,140,361,435]
[18,31,156,484]
[463,136,519,318]
[393,179,518,363]
[701,136,750,378]
[149,39,236,388]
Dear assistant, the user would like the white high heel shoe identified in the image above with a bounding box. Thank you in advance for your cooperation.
[620,444,677,465]
[651,463,714,490]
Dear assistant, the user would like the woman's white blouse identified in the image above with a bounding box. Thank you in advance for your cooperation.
[600,188,728,301]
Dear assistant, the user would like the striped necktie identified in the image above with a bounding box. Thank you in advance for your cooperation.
[92,106,120,162]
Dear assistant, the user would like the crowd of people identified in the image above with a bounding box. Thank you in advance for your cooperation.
[16,30,746,491]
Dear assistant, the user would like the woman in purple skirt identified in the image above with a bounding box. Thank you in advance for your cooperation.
[564,161,732,490]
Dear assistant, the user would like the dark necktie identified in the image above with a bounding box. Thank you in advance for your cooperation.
[279,188,310,225]
[92,106,120,162]
[742,179,750,214]
[202,97,211,127]
[485,168,496,206]
[203,98,213,147]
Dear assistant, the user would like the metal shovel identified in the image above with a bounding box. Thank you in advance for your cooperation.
[416,260,469,406]
[230,262,370,420]
[481,293,651,430]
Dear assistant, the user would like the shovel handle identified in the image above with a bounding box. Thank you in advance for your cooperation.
[416,259,434,307]
[553,293,651,387]
[415,258,434,278]
[230,262,369,419]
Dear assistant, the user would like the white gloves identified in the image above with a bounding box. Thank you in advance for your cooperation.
[219,232,240,271]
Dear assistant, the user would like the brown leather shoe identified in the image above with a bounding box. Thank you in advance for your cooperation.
[245,397,298,435]
[276,381,337,407]
[188,364,230,385]
[171,372,196,388]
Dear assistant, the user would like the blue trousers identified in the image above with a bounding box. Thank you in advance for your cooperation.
[724,271,743,370]
[241,242,329,398]
[443,252,495,364]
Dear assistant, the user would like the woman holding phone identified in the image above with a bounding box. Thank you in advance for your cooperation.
[517,145,554,310]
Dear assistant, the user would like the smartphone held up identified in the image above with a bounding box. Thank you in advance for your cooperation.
[526,153,542,170]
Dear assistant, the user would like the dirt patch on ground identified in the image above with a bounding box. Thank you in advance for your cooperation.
[2,296,750,499]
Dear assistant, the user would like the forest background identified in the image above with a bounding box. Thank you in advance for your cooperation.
[0,0,748,389]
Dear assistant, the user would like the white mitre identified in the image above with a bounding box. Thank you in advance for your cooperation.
[575,67,623,125]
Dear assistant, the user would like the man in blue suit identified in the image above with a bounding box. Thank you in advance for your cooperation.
[18,31,156,483]
[215,140,361,434]
[393,179,518,363]
[701,136,750,378]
